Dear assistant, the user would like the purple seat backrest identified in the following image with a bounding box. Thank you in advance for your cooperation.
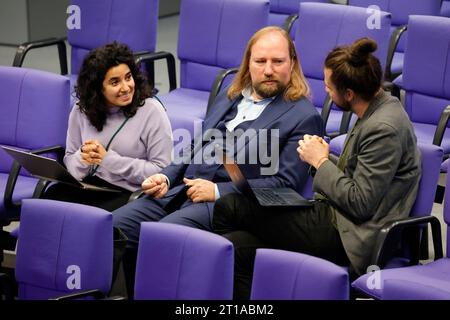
[409,143,443,218]
[270,0,306,14]
[295,3,391,109]
[371,158,450,299]
[0,67,70,174]
[135,222,234,300]
[396,15,450,126]
[251,249,349,299]
[68,0,158,75]
[177,0,269,92]
[270,0,329,16]
[269,0,330,38]
[442,0,450,17]
[15,199,113,300]
[299,174,314,199]
[348,0,441,54]
[383,278,450,300]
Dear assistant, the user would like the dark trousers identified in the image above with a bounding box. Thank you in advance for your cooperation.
[42,176,131,212]
[213,193,349,300]
[111,185,215,298]
[112,184,215,249]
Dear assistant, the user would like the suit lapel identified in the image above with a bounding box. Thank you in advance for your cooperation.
[234,95,295,154]
[249,95,294,130]
[201,93,296,157]
[343,91,389,146]
[202,97,240,131]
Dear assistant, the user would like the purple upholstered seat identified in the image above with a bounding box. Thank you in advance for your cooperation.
[395,15,450,155]
[15,199,113,300]
[251,249,349,300]
[294,3,391,136]
[69,0,159,105]
[157,0,269,136]
[408,144,443,218]
[442,0,450,17]
[383,277,450,300]
[134,222,234,300]
[355,260,450,300]
[329,133,346,156]
[348,0,442,80]
[0,67,70,222]
[352,145,450,300]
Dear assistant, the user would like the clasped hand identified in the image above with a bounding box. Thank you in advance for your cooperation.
[141,175,215,203]
[297,134,329,169]
[142,174,169,198]
[80,139,107,165]
[183,178,215,203]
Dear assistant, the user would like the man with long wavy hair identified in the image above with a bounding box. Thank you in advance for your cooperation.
[227,26,310,102]
[112,26,323,298]
[213,38,421,299]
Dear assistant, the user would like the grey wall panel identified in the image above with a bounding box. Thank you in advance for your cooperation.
[28,0,70,41]
[160,0,180,17]
[0,0,28,45]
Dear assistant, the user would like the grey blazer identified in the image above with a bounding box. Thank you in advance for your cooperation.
[313,91,421,275]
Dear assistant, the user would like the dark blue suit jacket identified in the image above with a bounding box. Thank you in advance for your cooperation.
[161,88,324,202]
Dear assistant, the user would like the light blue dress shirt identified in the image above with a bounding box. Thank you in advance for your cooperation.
[164,87,276,201]
[215,88,275,199]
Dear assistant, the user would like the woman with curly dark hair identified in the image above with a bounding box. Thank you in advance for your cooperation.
[44,42,173,211]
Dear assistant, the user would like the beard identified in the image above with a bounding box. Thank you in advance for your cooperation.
[334,99,352,112]
[253,79,286,99]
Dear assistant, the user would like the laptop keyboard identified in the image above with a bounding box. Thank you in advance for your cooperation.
[257,189,288,205]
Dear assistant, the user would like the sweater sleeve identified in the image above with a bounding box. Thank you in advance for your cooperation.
[100,101,173,185]
[63,106,91,180]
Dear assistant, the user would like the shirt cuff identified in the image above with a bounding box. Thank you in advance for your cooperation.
[160,174,171,189]
[214,184,220,200]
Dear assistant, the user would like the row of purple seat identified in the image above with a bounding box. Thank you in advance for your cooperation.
[6,140,443,300]
[2,0,450,300]
[271,0,448,80]
[7,197,345,300]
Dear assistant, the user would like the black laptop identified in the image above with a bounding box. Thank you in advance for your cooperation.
[1,146,120,193]
[222,154,313,207]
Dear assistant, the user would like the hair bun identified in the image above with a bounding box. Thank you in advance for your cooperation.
[348,37,377,67]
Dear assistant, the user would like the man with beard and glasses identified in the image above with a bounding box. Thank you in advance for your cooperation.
[212,37,421,300]
[112,26,323,298]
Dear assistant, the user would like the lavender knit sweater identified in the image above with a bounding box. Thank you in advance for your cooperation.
[64,98,173,191]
